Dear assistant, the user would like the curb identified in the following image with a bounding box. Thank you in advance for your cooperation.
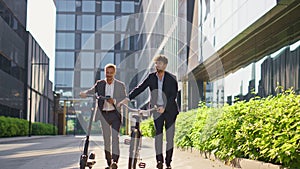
[0,135,54,144]
[176,147,286,169]
[235,158,286,169]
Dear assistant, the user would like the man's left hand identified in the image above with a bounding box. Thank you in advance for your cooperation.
[107,98,116,105]
[157,106,165,114]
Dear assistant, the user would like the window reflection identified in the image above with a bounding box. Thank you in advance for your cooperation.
[96,52,114,69]
[102,1,115,13]
[101,15,115,31]
[101,34,115,50]
[80,52,94,69]
[121,1,135,13]
[81,71,94,88]
[55,71,74,87]
[57,14,75,30]
[82,1,95,12]
[82,15,95,31]
[56,33,75,49]
[81,33,94,49]
[57,0,76,12]
[56,52,74,68]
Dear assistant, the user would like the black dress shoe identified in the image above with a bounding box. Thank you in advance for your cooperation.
[110,162,118,169]
[156,161,163,169]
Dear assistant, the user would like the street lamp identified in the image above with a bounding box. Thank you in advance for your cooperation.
[28,62,49,137]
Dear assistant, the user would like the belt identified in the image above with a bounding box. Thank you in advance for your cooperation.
[101,110,116,113]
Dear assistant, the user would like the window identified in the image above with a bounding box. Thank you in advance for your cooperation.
[81,71,94,88]
[101,15,115,31]
[102,1,115,13]
[82,15,95,31]
[55,71,74,87]
[56,33,75,49]
[55,52,74,68]
[101,34,114,50]
[81,33,95,49]
[57,0,76,12]
[121,1,134,13]
[79,52,94,69]
[96,52,114,69]
[121,15,129,31]
[56,14,75,30]
[82,1,95,12]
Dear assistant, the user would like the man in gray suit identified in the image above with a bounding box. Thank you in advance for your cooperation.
[80,63,126,169]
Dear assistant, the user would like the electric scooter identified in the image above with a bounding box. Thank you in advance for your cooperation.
[79,94,113,169]
[79,95,98,169]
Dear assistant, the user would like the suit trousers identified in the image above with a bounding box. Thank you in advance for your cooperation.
[99,110,121,166]
[153,112,177,166]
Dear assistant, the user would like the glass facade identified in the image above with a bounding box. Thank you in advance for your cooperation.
[0,0,27,118]
[28,34,52,123]
[0,0,53,123]
[55,0,140,97]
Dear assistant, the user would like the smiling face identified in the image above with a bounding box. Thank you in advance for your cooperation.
[105,66,116,83]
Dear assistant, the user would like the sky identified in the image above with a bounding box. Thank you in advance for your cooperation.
[26,0,56,83]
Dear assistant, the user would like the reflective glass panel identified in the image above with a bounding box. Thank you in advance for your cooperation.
[55,52,74,68]
[121,1,134,13]
[55,71,74,87]
[101,34,114,50]
[96,52,114,69]
[56,33,75,49]
[81,71,94,88]
[82,15,95,31]
[101,15,115,31]
[82,1,95,12]
[56,14,75,30]
[81,33,95,49]
[80,52,94,69]
[102,1,115,12]
[57,0,76,12]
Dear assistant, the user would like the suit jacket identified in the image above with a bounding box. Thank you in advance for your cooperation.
[129,71,179,116]
[85,79,127,121]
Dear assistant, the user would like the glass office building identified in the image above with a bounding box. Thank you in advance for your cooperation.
[186,0,300,108]
[0,0,53,124]
[0,0,27,118]
[55,0,140,98]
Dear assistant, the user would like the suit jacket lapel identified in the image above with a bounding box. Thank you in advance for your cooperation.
[100,80,106,97]
[113,80,117,98]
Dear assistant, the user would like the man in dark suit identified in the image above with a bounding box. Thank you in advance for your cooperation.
[80,63,126,169]
[127,55,179,169]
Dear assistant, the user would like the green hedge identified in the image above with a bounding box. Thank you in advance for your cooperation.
[141,89,300,168]
[0,116,57,137]
[140,117,155,137]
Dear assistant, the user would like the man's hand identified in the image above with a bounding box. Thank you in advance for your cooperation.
[107,98,116,105]
[157,106,165,114]
[117,98,130,107]
[79,92,87,98]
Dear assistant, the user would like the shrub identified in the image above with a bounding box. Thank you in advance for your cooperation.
[0,116,57,137]
[140,117,155,137]
[175,89,300,168]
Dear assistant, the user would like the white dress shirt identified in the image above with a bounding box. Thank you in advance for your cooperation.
[102,79,115,111]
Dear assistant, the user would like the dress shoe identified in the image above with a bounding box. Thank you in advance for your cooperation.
[110,162,118,169]
[156,161,163,169]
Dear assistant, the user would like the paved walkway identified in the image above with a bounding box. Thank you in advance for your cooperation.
[0,135,236,169]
